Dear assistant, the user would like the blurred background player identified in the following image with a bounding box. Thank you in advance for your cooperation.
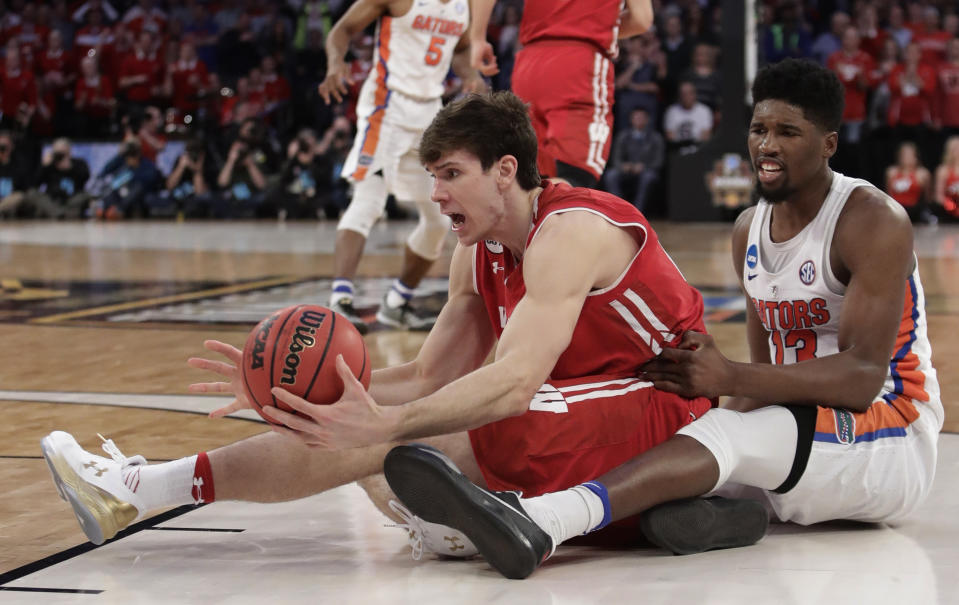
[468,0,653,188]
[319,0,484,333]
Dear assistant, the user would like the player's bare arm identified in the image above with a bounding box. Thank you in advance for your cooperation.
[318,0,399,104]
[619,0,654,38]
[645,187,914,412]
[269,211,637,448]
[364,243,497,406]
[467,0,498,75]
[451,33,488,94]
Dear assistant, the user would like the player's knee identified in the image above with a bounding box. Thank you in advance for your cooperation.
[406,205,450,261]
[338,174,388,237]
[677,408,742,490]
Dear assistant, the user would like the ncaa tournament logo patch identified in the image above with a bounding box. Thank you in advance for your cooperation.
[799,260,816,285]
[834,409,856,444]
[746,244,758,269]
[485,240,504,254]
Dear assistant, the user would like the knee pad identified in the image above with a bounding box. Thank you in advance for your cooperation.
[405,198,451,261]
[677,406,798,492]
[337,173,388,237]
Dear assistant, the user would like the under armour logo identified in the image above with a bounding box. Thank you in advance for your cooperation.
[491,261,504,274]
[192,477,205,504]
[84,461,107,477]
[444,536,465,551]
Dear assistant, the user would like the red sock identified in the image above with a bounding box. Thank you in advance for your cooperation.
[191,452,216,504]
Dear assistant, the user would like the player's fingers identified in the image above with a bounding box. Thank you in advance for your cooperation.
[187,357,236,378]
[335,354,362,393]
[270,387,324,421]
[188,381,233,393]
[209,399,244,418]
[648,379,687,396]
[678,330,708,349]
[203,340,242,363]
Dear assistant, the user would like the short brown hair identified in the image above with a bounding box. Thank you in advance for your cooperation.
[420,91,540,190]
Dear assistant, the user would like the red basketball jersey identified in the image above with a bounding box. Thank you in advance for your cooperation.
[474,181,706,380]
[519,0,624,57]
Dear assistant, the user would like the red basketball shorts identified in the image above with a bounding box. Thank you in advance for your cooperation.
[468,375,713,497]
[511,41,615,181]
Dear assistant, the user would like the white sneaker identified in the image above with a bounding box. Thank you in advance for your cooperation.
[387,499,478,559]
[41,431,148,545]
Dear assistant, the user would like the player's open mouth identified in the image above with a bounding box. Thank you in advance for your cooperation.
[756,160,784,184]
[449,213,466,231]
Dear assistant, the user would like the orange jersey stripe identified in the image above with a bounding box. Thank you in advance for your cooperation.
[351,16,393,181]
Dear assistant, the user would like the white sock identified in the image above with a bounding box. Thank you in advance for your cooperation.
[134,455,201,512]
[518,485,606,546]
[385,279,414,308]
[330,279,355,305]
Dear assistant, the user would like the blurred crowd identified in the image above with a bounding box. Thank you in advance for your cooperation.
[1,0,958,222]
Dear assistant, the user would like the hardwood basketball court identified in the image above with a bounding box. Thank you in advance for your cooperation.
[1,219,956,603]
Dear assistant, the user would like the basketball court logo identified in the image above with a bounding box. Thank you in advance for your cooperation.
[834,409,856,445]
[799,260,816,285]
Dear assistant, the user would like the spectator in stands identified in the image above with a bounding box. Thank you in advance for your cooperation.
[614,35,665,133]
[261,54,291,114]
[73,1,120,25]
[73,8,115,72]
[182,1,218,72]
[685,2,718,48]
[761,0,812,64]
[126,106,166,163]
[660,13,692,102]
[215,118,268,218]
[663,80,713,155]
[8,3,49,58]
[217,12,260,83]
[828,25,876,179]
[855,3,887,60]
[121,0,166,36]
[93,138,163,219]
[118,30,162,112]
[885,140,933,223]
[39,29,75,134]
[904,1,925,39]
[50,0,77,49]
[887,41,937,165]
[0,43,37,132]
[885,4,912,51]
[259,15,294,64]
[933,135,959,221]
[0,131,35,219]
[166,39,210,123]
[678,43,721,111]
[74,54,117,137]
[270,128,331,220]
[5,138,92,219]
[936,38,959,143]
[811,11,849,66]
[602,107,664,213]
[147,136,217,218]
[913,5,949,68]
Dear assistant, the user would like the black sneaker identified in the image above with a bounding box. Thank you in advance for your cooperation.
[375,295,437,331]
[639,496,769,555]
[331,298,368,334]
[384,444,554,579]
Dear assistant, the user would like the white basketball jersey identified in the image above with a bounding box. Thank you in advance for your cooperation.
[744,172,941,423]
[371,0,469,101]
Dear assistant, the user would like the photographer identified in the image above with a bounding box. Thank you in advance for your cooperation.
[270,129,330,219]
[17,139,92,219]
[93,139,163,219]
[215,119,269,218]
[0,131,34,219]
[146,137,218,218]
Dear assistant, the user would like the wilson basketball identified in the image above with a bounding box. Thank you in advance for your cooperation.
[241,304,371,423]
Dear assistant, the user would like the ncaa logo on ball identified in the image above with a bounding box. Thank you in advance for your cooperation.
[799,260,816,285]
[485,240,504,254]
[834,409,856,445]
[746,244,758,269]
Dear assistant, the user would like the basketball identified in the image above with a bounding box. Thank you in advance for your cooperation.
[240,304,372,422]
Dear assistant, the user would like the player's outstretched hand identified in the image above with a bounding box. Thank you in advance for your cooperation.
[318,62,351,104]
[470,40,499,76]
[187,339,254,418]
[264,355,398,449]
[640,331,734,399]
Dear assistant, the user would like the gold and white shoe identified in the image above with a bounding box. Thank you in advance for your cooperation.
[387,499,478,560]
[41,431,146,545]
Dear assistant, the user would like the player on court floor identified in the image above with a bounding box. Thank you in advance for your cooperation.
[41,93,732,577]
[319,0,484,333]
[468,0,653,187]
[384,59,943,578]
